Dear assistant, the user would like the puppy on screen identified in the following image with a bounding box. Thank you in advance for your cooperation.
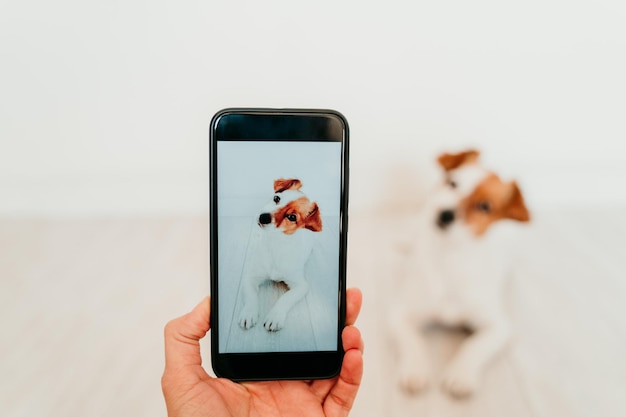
[390,150,530,397]
[238,178,322,332]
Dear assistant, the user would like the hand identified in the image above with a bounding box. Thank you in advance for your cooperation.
[162,288,364,417]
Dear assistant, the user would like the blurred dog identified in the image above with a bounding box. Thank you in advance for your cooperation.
[389,150,530,397]
[238,178,322,332]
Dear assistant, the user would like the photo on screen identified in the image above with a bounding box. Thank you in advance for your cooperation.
[217,140,342,353]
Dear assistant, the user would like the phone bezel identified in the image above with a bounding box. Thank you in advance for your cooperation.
[209,108,349,381]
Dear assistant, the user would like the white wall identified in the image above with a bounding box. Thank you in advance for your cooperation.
[2,0,625,216]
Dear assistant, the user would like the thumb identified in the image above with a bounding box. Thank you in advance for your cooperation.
[163,297,211,372]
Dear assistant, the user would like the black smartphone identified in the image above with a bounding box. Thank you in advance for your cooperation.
[209,108,349,381]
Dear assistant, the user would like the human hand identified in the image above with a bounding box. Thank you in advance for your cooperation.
[162,288,364,417]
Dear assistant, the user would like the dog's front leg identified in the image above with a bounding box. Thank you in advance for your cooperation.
[238,278,261,330]
[263,278,309,332]
[388,307,432,395]
[441,318,511,397]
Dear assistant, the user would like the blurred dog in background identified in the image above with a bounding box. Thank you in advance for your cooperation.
[389,149,530,397]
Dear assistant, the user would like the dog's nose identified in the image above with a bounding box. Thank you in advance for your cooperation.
[437,209,455,229]
[259,213,272,225]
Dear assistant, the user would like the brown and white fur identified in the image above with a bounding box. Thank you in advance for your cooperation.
[238,178,322,332]
[389,150,530,397]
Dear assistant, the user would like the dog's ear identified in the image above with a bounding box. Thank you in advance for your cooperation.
[437,150,480,172]
[274,178,302,193]
[304,202,322,232]
[504,181,530,222]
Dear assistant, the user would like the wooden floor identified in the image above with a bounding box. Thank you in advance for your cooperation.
[1,210,625,416]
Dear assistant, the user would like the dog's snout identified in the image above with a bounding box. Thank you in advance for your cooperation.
[259,213,272,225]
[437,209,455,229]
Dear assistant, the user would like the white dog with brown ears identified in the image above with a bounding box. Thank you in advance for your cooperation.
[390,150,530,397]
[238,178,322,332]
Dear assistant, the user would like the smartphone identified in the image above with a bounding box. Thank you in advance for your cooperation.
[209,108,349,381]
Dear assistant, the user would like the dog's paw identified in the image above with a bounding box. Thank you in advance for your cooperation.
[263,309,287,332]
[398,367,430,395]
[441,360,480,398]
[238,305,259,330]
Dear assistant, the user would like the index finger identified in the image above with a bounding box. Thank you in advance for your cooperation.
[345,287,362,326]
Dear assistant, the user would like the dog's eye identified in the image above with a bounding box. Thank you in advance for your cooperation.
[476,201,491,213]
[286,214,297,222]
[273,195,280,204]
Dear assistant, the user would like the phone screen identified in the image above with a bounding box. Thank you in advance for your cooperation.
[210,109,348,379]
